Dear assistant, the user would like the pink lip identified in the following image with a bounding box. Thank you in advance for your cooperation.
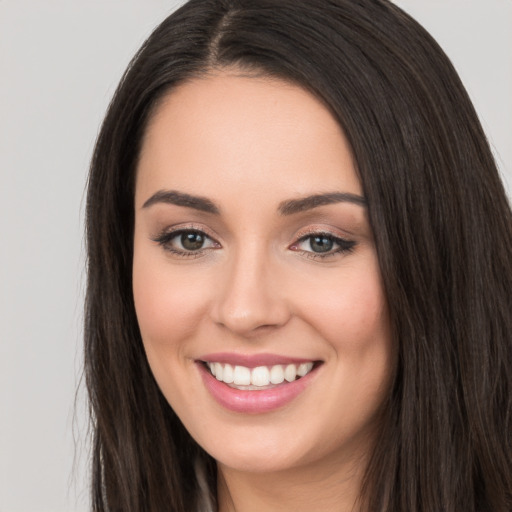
[198,352,315,368]
[197,361,320,414]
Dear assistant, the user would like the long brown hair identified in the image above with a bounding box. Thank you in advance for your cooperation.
[84,1,512,510]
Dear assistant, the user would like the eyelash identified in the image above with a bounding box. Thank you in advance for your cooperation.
[152,227,356,260]
[151,227,220,259]
[291,231,356,259]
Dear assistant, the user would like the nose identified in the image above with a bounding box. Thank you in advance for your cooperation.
[210,243,291,337]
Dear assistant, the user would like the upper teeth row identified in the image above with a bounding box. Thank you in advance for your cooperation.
[206,362,314,387]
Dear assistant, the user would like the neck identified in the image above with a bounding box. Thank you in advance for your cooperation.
[216,451,366,512]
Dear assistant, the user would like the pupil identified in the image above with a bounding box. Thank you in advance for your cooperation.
[311,236,333,253]
[181,232,204,251]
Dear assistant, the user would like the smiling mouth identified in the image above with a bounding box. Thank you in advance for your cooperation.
[202,361,319,390]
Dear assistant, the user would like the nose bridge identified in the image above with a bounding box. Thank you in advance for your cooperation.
[212,238,289,335]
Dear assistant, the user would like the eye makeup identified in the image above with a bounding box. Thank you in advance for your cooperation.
[151,225,221,259]
[150,224,357,261]
[290,231,356,260]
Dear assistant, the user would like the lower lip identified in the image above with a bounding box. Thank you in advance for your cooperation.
[197,362,319,414]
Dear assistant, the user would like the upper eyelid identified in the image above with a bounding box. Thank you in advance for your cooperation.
[152,223,219,241]
[293,232,354,248]
[297,230,342,240]
[293,225,353,241]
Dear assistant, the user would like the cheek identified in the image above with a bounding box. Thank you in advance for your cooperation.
[297,265,392,445]
[132,248,210,356]
[297,261,389,353]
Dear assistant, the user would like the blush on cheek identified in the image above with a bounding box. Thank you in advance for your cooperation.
[298,285,390,374]
[133,265,212,348]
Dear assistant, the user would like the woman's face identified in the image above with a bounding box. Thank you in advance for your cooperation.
[133,72,393,474]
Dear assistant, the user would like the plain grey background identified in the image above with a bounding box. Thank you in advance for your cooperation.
[0,1,510,511]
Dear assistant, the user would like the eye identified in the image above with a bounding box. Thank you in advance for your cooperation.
[291,232,356,258]
[152,228,219,257]
[178,231,210,251]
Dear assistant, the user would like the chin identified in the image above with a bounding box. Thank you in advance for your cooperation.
[193,420,331,475]
[213,446,305,474]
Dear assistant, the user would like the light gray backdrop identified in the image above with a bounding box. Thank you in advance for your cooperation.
[1,1,510,511]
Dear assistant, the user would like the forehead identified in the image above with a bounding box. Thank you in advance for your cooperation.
[135,72,361,207]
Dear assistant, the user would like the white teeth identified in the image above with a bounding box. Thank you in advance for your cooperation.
[205,361,315,387]
[223,363,234,383]
[251,366,270,386]
[284,364,297,382]
[269,365,285,384]
[233,365,251,385]
[214,362,223,381]
[297,362,314,377]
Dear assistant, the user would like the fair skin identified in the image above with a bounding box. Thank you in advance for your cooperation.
[132,71,393,512]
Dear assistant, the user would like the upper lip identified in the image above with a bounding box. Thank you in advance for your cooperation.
[198,352,319,368]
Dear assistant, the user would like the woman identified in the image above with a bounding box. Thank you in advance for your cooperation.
[84,0,512,510]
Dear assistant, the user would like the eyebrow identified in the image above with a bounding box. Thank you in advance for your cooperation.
[142,190,220,214]
[278,192,367,215]
[141,189,367,215]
